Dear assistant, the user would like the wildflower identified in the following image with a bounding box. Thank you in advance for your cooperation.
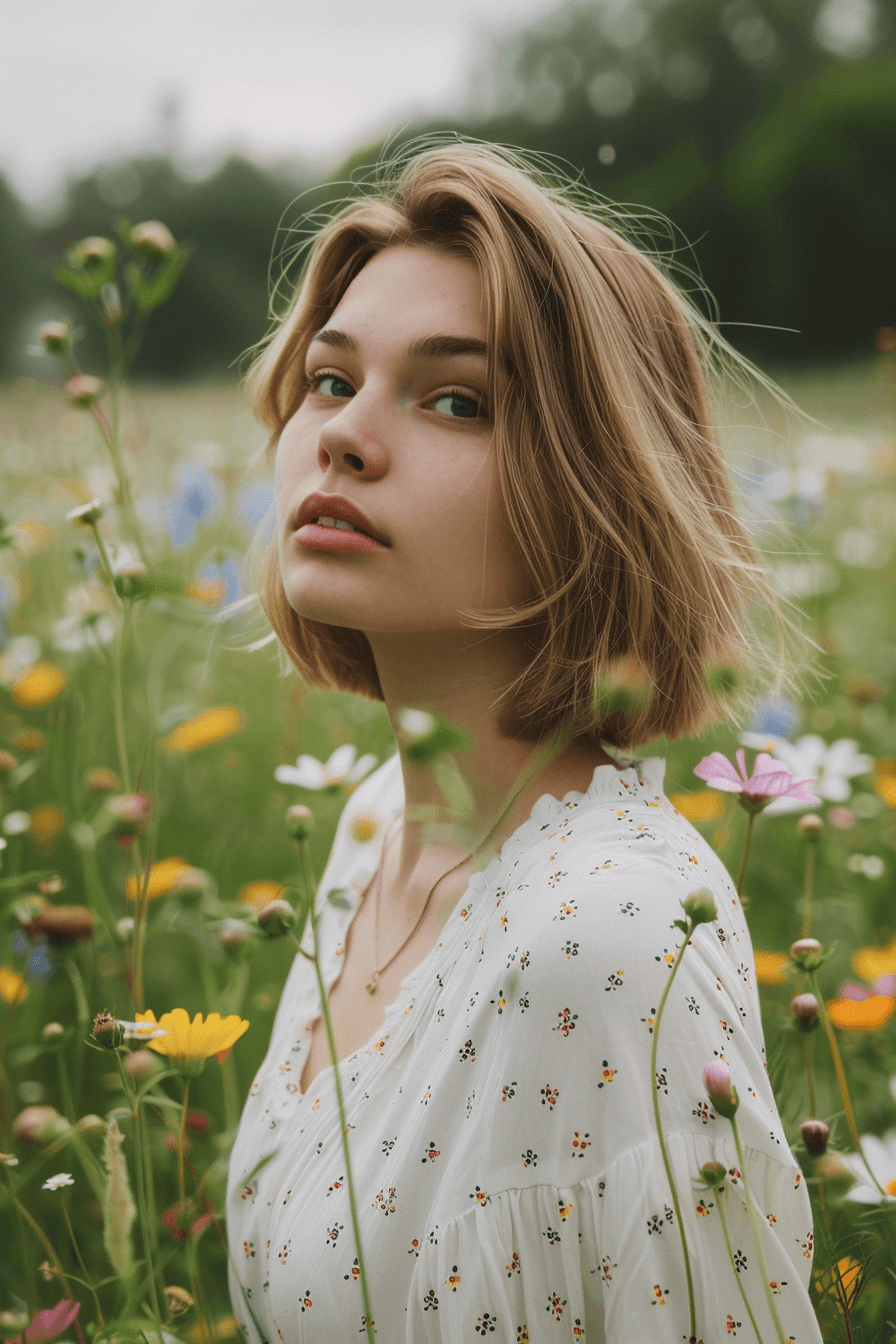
[22,903,94,944]
[161,706,243,753]
[134,1008,249,1074]
[0,966,28,1005]
[41,1172,74,1191]
[668,791,725,824]
[0,750,17,773]
[827,806,855,829]
[64,374,103,409]
[255,899,296,938]
[839,1131,896,1202]
[752,950,790,985]
[0,1153,19,1166]
[163,1196,215,1241]
[826,996,895,1030]
[125,855,192,900]
[238,880,285,911]
[275,744,378,790]
[853,934,896,982]
[38,322,71,355]
[789,937,826,972]
[702,1061,739,1119]
[217,920,252,952]
[739,734,872,813]
[164,461,224,549]
[29,805,66,845]
[65,498,103,526]
[800,1121,830,1156]
[2,811,30,836]
[285,804,315,841]
[693,747,820,813]
[85,767,120,792]
[164,1286,195,1318]
[797,813,823,835]
[185,1318,241,1344]
[68,235,115,269]
[10,661,69,708]
[103,1115,135,1283]
[131,220,176,257]
[42,1022,65,1040]
[847,853,885,878]
[12,729,47,753]
[8,1297,81,1344]
[12,1105,69,1146]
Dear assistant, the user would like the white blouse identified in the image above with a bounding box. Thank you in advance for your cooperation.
[226,754,822,1343]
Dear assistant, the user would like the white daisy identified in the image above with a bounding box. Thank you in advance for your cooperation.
[275,744,378,790]
[737,733,872,813]
[42,1172,75,1191]
[841,1132,896,1203]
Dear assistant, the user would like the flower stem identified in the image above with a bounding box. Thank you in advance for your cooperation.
[799,1033,817,1118]
[178,1078,190,1215]
[60,1192,105,1326]
[112,1051,166,1344]
[800,839,815,942]
[291,840,376,1344]
[809,971,889,1197]
[736,811,756,908]
[650,920,698,1342]
[712,1179,766,1343]
[730,1117,788,1344]
[8,1187,75,1299]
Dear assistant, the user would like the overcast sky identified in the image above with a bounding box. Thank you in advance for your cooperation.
[3,0,563,207]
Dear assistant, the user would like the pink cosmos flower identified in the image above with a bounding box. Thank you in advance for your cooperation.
[693,748,820,812]
[12,1299,80,1344]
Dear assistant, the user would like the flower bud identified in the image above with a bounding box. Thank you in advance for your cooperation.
[698,1160,727,1188]
[42,1022,65,1041]
[113,562,150,600]
[76,1113,105,1135]
[92,1009,125,1050]
[64,374,103,409]
[218,919,252,952]
[681,887,718,927]
[285,804,315,841]
[12,1104,69,1146]
[797,813,823,836]
[23,904,94,944]
[105,792,151,846]
[169,866,213,903]
[790,937,825,972]
[124,1048,159,1081]
[85,766,120,792]
[791,993,819,1032]
[131,221,176,258]
[0,750,17,774]
[814,1152,854,1186]
[256,898,296,938]
[65,497,104,526]
[68,236,115,270]
[800,1119,830,1155]
[702,1061,739,1119]
[38,321,72,355]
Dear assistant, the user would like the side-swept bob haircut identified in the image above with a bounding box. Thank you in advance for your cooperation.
[246,135,795,751]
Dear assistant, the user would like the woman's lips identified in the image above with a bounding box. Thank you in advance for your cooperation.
[295,523,388,554]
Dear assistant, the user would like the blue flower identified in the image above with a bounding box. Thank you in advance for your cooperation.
[238,482,275,532]
[748,695,799,740]
[165,462,224,550]
[199,553,243,605]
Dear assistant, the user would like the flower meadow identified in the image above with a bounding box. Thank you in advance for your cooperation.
[0,228,895,1344]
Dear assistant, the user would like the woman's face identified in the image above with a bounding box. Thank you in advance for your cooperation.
[275,245,531,634]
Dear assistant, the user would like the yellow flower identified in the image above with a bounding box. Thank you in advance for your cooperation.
[29,805,66,845]
[187,580,226,605]
[238,880,285,910]
[0,966,28,1006]
[754,951,791,986]
[875,771,896,808]
[186,1316,241,1344]
[668,792,725,824]
[814,1255,864,1310]
[161,706,244,753]
[826,996,895,1030]
[10,662,70,708]
[12,729,48,753]
[126,856,191,901]
[853,935,896,983]
[134,1009,249,1070]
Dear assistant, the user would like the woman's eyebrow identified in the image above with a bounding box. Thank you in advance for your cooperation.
[309,327,488,362]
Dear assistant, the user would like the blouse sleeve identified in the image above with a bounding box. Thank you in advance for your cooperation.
[406,839,823,1343]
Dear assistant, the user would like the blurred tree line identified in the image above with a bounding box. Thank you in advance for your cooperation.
[3,0,893,380]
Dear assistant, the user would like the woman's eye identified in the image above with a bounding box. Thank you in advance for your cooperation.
[305,372,353,398]
[431,391,482,420]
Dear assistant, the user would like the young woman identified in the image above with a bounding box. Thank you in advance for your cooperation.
[226,138,822,1342]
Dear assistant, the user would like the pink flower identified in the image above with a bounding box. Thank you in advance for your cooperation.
[13,1299,80,1344]
[702,1060,739,1119]
[693,748,820,813]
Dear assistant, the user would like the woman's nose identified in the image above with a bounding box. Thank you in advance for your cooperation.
[317,394,389,479]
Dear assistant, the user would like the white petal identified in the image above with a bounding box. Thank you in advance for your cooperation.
[326,744,357,780]
[347,753,378,784]
[826,739,872,778]
[275,758,326,789]
[739,731,787,753]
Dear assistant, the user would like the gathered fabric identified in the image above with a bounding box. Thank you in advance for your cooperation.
[227,753,822,1342]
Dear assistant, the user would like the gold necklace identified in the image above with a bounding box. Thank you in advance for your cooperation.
[365,813,473,995]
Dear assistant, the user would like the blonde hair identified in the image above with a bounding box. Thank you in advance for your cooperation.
[246,135,795,750]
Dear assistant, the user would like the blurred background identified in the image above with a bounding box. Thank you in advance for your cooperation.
[3,0,894,381]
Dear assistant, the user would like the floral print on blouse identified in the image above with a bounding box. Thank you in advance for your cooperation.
[227,754,822,1343]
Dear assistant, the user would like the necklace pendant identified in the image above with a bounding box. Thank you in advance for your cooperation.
[365,972,379,995]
